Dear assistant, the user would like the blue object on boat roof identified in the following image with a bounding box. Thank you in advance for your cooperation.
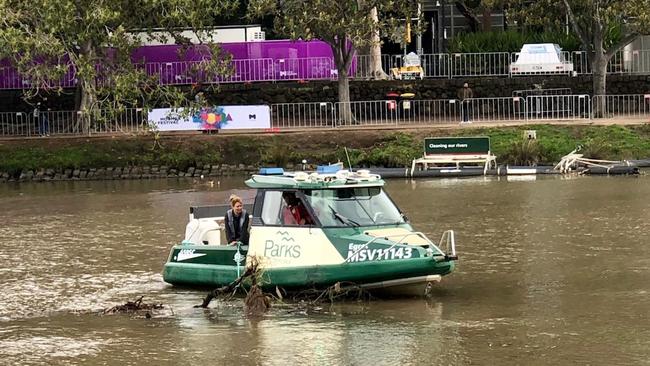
[317,164,341,174]
[259,167,284,175]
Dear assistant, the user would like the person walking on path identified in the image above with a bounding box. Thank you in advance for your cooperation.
[457,83,474,123]
[34,103,50,136]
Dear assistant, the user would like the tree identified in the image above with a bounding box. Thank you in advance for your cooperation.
[248,0,420,123]
[0,0,238,131]
[561,0,649,99]
[369,7,389,80]
[502,0,649,114]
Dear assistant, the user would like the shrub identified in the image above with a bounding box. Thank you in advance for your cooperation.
[502,139,542,166]
[448,30,581,53]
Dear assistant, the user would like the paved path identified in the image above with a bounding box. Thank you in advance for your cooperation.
[0,117,648,142]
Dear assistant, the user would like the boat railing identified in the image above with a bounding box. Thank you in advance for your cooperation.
[439,230,457,260]
[344,231,454,263]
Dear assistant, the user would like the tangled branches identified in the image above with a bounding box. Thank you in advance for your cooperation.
[103,296,165,318]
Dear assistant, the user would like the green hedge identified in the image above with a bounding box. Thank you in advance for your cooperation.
[448,30,582,53]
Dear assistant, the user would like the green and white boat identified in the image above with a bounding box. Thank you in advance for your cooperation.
[163,167,458,296]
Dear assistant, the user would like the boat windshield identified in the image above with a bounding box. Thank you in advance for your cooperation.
[303,187,405,227]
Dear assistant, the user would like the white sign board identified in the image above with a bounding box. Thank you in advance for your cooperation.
[149,105,271,131]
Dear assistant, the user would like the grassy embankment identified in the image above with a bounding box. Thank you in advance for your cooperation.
[1,124,649,175]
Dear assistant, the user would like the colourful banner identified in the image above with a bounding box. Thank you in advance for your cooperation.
[149,105,271,131]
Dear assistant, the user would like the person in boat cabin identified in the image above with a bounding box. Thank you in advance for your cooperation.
[224,194,250,245]
[281,192,313,226]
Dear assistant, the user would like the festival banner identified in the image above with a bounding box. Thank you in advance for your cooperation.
[148,105,271,131]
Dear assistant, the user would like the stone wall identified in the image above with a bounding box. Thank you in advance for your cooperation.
[2,74,649,112]
[211,74,650,105]
[0,164,259,183]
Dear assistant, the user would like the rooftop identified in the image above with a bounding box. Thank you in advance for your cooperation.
[245,167,385,189]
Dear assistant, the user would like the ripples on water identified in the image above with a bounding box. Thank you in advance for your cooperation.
[0,175,649,365]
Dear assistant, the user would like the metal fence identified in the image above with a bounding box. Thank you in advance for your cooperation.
[449,52,510,77]
[4,49,650,90]
[271,102,336,129]
[513,88,572,97]
[462,97,526,123]
[0,95,647,137]
[572,50,650,75]
[525,95,591,121]
[0,112,29,137]
[591,94,650,120]
[1,109,148,137]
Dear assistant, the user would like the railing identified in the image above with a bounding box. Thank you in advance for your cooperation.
[525,95,591,121]
[513,88,572,97]
[449,52,510,77]
[0,112,29,137]
[334,99,460,127]
[0,94,646,138]
[3,49,650,89]
[591,94,650,119]
[572,50,650,75]
[276,57,335,81]
[7,109,148,137]
[462,97,527,123]
[271,102,336,129]
[335,100,400,127]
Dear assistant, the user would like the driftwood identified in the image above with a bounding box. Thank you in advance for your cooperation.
[103,296,164,317]
[194,257,374,316]
[194,258,270,317]
[244,285,271,317]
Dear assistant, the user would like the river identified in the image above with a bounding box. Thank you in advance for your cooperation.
[0,174,649,365]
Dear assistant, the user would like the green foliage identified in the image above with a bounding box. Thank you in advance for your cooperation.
[502,139,542,166]
[262,137,293,167]
[220,137,262,165]
[448,30,582,53]
[580,138,611,160]
[352,133,421,167]
[1,125,649,174]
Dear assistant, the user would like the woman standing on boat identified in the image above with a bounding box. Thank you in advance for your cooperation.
[224,194,250,246]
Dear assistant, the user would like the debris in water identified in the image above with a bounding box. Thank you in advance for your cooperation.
[195,257,267,312]
[103,296,164,316]
[244,284,270,317]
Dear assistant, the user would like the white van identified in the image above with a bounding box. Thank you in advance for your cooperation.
[510,43,574,75]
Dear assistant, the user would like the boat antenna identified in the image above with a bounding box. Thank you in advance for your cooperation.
[344,147,353,172]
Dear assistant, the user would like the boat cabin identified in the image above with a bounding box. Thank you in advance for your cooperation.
[184,168,409,247]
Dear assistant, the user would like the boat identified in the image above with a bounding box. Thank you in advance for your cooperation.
[162,166,458,296]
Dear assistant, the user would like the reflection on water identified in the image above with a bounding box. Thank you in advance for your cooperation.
[1,174,649,365]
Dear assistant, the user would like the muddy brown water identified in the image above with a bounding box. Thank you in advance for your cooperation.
[0,174,649,365]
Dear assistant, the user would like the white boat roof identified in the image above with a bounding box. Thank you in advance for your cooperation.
[245,169,385,189]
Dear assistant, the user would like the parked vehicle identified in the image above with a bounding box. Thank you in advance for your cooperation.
[510,43,574,75]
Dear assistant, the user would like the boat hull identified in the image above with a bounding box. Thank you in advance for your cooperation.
[163,255,454,293]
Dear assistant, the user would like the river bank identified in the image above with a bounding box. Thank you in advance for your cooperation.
[1,123,649,182]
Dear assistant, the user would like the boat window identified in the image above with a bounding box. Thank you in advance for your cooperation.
[260,191,315,226]
[303,187,405,227]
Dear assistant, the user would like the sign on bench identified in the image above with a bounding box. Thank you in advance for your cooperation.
[412,136,497,173]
